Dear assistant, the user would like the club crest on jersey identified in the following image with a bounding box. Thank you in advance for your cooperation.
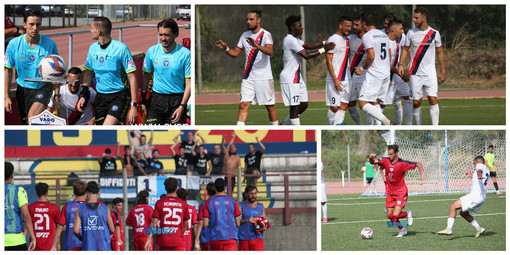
[163,60,170,67]
[99,56,105,63]
[29,55,36,62]
[112,105,118,111]
[36,93,43,99]
[390,167,394,172]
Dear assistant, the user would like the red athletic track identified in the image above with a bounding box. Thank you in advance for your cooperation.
[196,89,506,105]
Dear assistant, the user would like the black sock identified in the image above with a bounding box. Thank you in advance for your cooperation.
[494,183,499,191]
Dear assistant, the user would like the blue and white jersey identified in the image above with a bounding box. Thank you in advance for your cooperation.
[78,203,111,251]
[143,43,191,94]
[238,201,264,241]
[5,34,58,89]
[84,39,136,94]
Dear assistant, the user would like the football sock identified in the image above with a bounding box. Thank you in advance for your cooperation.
[333,110,346,125]
[494,183,499,191]
[362,104,390,125]
[282,115,291,125]
[446,217,455,231]
[322,204,328,218]
[469,219,481,231]
[430,104,440,125]
[403,99,413,125]
[290,118,300,125]
[396,212,408,219]
[327,109,336,125]
[413,107,422,125]
[365,111,374,125]
[348,106,363,125]
[237,121,246,126]
[270,121,278,125]
[394,101,403,125]
[374,105,382,125]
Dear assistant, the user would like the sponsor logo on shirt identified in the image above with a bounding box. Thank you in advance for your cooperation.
[127,58,136,69]
[36,93,43,99]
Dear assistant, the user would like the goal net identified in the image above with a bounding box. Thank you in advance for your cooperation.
[362,130,506,196]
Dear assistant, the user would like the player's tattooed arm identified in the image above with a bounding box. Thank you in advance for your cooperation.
[215,40,242,58]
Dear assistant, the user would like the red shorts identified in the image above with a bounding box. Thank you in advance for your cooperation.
[69,245,82,251]
[210,239,237,251]
[159,246,185,251]
[134,236,151,251]
[111,239,125,251]
[238,238,265,251]
[201,243,210,251]
[386,193,408,208]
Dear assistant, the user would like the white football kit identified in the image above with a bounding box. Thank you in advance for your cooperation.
[321,162,327,202]
[280,34,308,106]
[48,84,96,125]
[325,33,351,106]
[359,29,391,103]
[460,163,490,214]
[386,34,411,105]
[347,34,367,102]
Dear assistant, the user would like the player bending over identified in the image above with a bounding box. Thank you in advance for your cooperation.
[438,156,489,237]
[370,144,425,237]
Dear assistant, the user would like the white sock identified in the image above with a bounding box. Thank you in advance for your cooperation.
[403,99,413,125]
[327,109,335,125]
[348,106,363,125]
[237,121,246,126]
[394,101,403,125]
[469,219,481,232]
[430,104,440,125]
[374,105,382,125]
[365,111,374,125]
[290,118,300,125]
[333,110,346,125]
[362,104,390,125]
[446,217,455,231]
[270,121,278,125]
[282,115,291,125]
[322,204,328,218]
[413,107,422,125]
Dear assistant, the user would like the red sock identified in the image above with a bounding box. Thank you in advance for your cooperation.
[396,212,408,219]
[394,218,403,229]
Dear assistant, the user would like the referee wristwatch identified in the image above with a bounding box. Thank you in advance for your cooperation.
[130,102,139,108]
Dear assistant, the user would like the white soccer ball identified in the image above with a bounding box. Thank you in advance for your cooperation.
[361,227,373,239]
[361,166,367,172]
[38,55,67,81]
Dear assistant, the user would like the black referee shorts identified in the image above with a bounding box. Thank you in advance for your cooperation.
[146,92,185,125]
[16,83,53,124]
[94,89,130,125]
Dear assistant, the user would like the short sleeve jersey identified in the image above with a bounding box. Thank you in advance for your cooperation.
[236,28,274,80]
[153,196,190,248]
[148,158,164,175]
[389,34,406,83]
[210,153,224,175]
[348,34,367,83]
[48,84,97,125]
[404,26,442,76]
[198,202,210,244]
[484,152,495,171]
[84,39,136,94]
[126,204,154,239]
[203,195,241,241]
[194,153,209,175]
[362,29,391,78]
[183,204,198,250]
[280,34,305,84]
[326,34,350,82]
[142,43,191,94]
[28,201,61,251]
[470,163,490,198]
[99,158,117,177]
[245,151,263,171]
[174,154,188,173]
[134,159,148,176]
[5,34,59,89]
[377,157,417,195]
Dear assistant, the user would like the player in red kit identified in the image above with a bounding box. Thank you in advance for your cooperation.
[195,182,217,251]
[145,177,189,251]
[110,197,125,251]
[177,188,198,251]
[28,182,60,251]
[126,191,153,251]
[370,144,425,237]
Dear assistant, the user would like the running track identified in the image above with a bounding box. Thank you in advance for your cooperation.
[196,89,505,105]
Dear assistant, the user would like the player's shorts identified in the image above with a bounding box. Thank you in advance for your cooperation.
[410,74,438,99]
[326,80,350,106]
[146,92,186,125]
[111,239,125,251]
[210,239,237,251]
[245,169,260,185]
[159,246,185,251]
[366,177,374,184]
[201,242,210,251]
[238,238,265,251]
[348,81,363,102]
[17,83,53,121]
[321,183,327,202]
[385,193,408,208]
[490,171,497,177]
[94,89,130,125]
[460,193,485,214]
[385,75,411,104]
[240,79,276,105]
[359,74,390,103]
[134,236,151,251]
[281,82,308,106]
[69,245,82,251]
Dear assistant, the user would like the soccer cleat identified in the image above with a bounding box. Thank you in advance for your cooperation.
[475,228,486,238]
[496,191,503,195]
[396,227,407,237]
[322,218,328,223]
[437,229,453,236]
[406,210,413,226]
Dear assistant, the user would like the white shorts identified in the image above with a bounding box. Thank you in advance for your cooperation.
[410,74,438,99]
[385,75,411,104]
[326,80,350,106]
[240,79,276,105]
[359,73,390,103]
[321,183,327,202]
[281,82,308,106]
[460,193,485,214]
[349,81,363,102]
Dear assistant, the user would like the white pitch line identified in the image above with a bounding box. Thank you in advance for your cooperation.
[328,196,505,206]
[322,212,506,225]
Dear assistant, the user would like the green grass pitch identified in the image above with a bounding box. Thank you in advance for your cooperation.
[195,98,505,125]
[321,192,506,251]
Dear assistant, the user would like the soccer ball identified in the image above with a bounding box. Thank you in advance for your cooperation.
[361,227,373,239]
[361,166,367,172]
[38,55,67,81]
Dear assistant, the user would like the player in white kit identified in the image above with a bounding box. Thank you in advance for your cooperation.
[280,15,334,125]
[325,16,352,125]
[354,12,392,125]
[347,15,366,125]
[321,162,328,223]
[438,156,489,237]
[399,7,446,125]
[215,10,278,125]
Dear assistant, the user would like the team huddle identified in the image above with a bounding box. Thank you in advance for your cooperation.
[216,7,445,125]
[4,162,269,251]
